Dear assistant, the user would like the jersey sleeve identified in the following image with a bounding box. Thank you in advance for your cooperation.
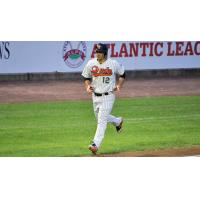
[81,60,92,78]
[115,60,125,75]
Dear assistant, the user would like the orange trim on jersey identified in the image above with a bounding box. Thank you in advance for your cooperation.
[91,66,112,77]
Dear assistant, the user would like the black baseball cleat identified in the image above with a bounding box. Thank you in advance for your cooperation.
[88,142,98,155]
[116,118,123,133]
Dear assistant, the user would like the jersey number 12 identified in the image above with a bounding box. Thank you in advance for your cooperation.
[103,77,110,84]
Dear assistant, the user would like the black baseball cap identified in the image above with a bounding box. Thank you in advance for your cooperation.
[96,43,108,54]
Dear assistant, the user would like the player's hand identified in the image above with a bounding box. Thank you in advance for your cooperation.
[114,85,121,92]
[86,85,94,94]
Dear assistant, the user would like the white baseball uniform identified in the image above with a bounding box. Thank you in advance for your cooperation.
[82,58,125,148]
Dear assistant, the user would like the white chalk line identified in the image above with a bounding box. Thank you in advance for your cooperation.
[125,114,200,122]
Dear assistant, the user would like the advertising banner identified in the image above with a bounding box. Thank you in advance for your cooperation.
[0,41,200,73]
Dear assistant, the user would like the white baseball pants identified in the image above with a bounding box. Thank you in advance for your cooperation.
[92,93,122,148]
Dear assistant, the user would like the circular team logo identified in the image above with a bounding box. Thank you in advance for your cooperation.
[63,41,87,68]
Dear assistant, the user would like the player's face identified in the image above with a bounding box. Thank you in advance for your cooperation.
[96,52,105,62]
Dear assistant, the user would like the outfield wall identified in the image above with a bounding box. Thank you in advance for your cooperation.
[1,41,200,72]
[0,68,200,82]
[1,41,200,81]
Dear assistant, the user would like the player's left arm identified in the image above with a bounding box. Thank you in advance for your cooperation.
[114,61,125,92]
[115,73,125,91]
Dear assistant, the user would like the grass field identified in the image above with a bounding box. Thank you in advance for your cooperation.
[0,96,200,156]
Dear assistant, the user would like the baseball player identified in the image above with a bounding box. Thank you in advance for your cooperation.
[82,43,125,154]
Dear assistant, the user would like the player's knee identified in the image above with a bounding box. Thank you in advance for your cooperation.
[98,117,107,125]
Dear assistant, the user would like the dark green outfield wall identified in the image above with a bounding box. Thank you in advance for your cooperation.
[0,68,200,82]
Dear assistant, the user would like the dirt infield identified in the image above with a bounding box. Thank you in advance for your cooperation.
[98,147,200,157]
[0,77,200,104]
[1,77,200,156]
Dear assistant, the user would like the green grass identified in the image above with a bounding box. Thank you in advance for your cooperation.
[0,96,200,156]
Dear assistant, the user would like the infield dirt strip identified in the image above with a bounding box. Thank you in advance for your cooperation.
[0,77,200,103]
[0,77,200,156]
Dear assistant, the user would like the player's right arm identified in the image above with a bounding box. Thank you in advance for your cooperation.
[82,60,93,94]
[83,78,93,94]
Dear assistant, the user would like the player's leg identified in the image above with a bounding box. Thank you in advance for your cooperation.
[104,94,122,126]
[107,115,123,132]
[93,100,99,120]
[93,94,115,148]
[107,115,122,126]
[106,93,123,132]
[88,96,101,154]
